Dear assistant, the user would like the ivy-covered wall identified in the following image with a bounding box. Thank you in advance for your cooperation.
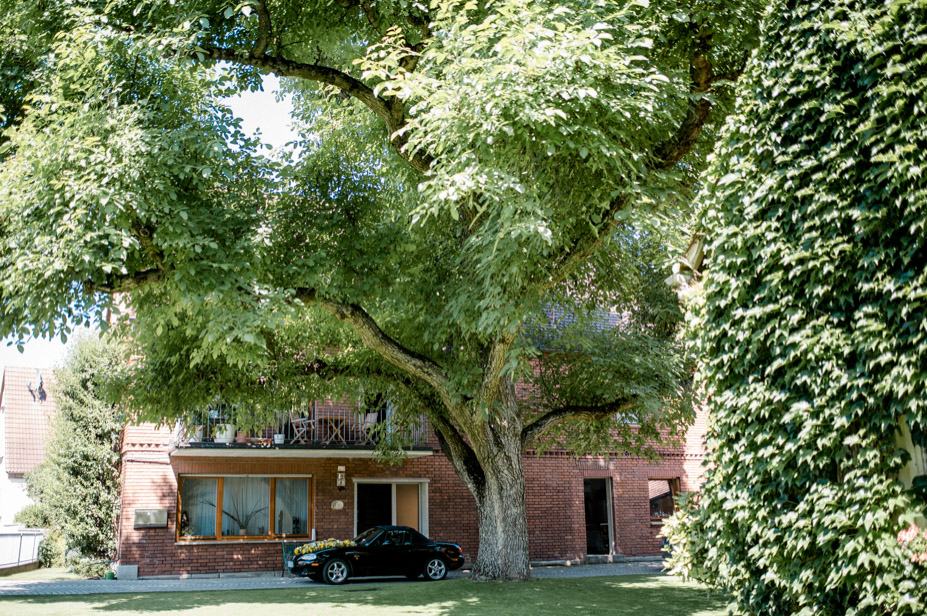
[666,0,927,614]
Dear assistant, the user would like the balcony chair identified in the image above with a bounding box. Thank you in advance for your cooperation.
[289,411,315,444]
[360,412,378,445]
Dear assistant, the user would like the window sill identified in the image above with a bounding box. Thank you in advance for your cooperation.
[650,520,665,526]
[176,537,310,546]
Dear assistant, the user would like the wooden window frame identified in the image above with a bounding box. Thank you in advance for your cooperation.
[649,477,681,525]
[176,475,314,542]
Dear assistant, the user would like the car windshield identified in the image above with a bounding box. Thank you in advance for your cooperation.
[353,527,383,545]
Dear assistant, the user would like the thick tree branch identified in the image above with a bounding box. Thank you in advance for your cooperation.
[540,22,723,294]
[200,46,432,173]
[293,288,450,404]
[651,23,715,170]
[335,357,485,492]
[83,269,164,295]
[203,46,390,120]
[251,1,275,57]
[521,398,637,449]
[477,333,516,409]
[430,411,485,493]
[367,369,479,485]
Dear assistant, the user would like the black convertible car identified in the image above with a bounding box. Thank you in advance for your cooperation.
[289,525,465,584]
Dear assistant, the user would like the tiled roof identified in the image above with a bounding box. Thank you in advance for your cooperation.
[1,366,58,476]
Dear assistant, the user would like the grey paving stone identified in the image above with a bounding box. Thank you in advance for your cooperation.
[0,561,666,596]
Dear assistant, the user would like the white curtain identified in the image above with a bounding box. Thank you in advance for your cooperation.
[222,477,270,536]
[181,478,217,537]
[275,478,309,535]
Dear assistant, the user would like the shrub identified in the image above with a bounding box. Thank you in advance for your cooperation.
[65,552,111,579]
[14,502,52,529]
[37,530,65,568]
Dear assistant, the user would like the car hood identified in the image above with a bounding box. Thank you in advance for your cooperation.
[296,547,342,559]
[436,542,462,551]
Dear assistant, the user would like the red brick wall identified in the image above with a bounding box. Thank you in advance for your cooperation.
[118,404,707,576]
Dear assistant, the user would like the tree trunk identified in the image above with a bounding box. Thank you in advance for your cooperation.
[429,369,532,581]
[467,378,531,581]
[469,445,531,581]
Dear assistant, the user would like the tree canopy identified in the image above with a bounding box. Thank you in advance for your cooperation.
[664,0,927,612]
[0,0,761,579]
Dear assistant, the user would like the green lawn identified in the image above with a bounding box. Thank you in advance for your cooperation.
[0,567,82,582]
[0,574,724,616]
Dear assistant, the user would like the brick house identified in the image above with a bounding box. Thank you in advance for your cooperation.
[0,367,57,526]
[116,397,707,578]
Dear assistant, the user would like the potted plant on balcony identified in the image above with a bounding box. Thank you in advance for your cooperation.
[214,423,236,444]
[186,412,205,442]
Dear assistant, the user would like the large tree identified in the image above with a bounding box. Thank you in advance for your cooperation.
[664,0,927,613]
[0,0,759,579]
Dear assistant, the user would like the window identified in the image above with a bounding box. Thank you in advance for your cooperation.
[275,478,309,535]
[383,529,410,546]
[180,478,217,537]
[648,478,681,524]
[177,475,313,541]
[222,477,269,536]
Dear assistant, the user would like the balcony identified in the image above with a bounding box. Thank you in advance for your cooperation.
[170,402,433,459]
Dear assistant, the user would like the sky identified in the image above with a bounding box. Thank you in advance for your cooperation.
[0,76,298,370]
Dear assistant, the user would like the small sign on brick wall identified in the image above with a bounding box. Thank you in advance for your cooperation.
[134,509,168,528]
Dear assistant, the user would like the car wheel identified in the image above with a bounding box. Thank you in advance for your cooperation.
[423,557,447,581]
[323,559,350,585]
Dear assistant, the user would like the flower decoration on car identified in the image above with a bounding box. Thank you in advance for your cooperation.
[294,539,356,556]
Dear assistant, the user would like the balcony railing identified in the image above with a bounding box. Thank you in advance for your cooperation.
[172,401,430,449]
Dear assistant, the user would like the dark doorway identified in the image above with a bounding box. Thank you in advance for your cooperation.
[583,478,612,555]
[356,483,392,533]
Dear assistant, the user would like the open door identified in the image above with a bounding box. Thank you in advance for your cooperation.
[583,478,613,555]
[355,481,428,536]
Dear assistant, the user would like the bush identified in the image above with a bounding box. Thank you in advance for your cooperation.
[65,552,111,579]
[37,530,65,568]
[14,502,52,529]
[669,0,927,614]
[659,492,701,581]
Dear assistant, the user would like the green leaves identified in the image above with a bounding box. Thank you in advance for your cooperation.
[0,8,269,343]
[0,0,756,470]
[350,0,750,342]
[25,335,126,562]
[667,1,927,613]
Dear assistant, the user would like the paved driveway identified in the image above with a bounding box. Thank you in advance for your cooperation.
[0,561,665,596]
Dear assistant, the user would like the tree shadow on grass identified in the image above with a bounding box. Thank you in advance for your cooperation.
[0,574,726,616]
